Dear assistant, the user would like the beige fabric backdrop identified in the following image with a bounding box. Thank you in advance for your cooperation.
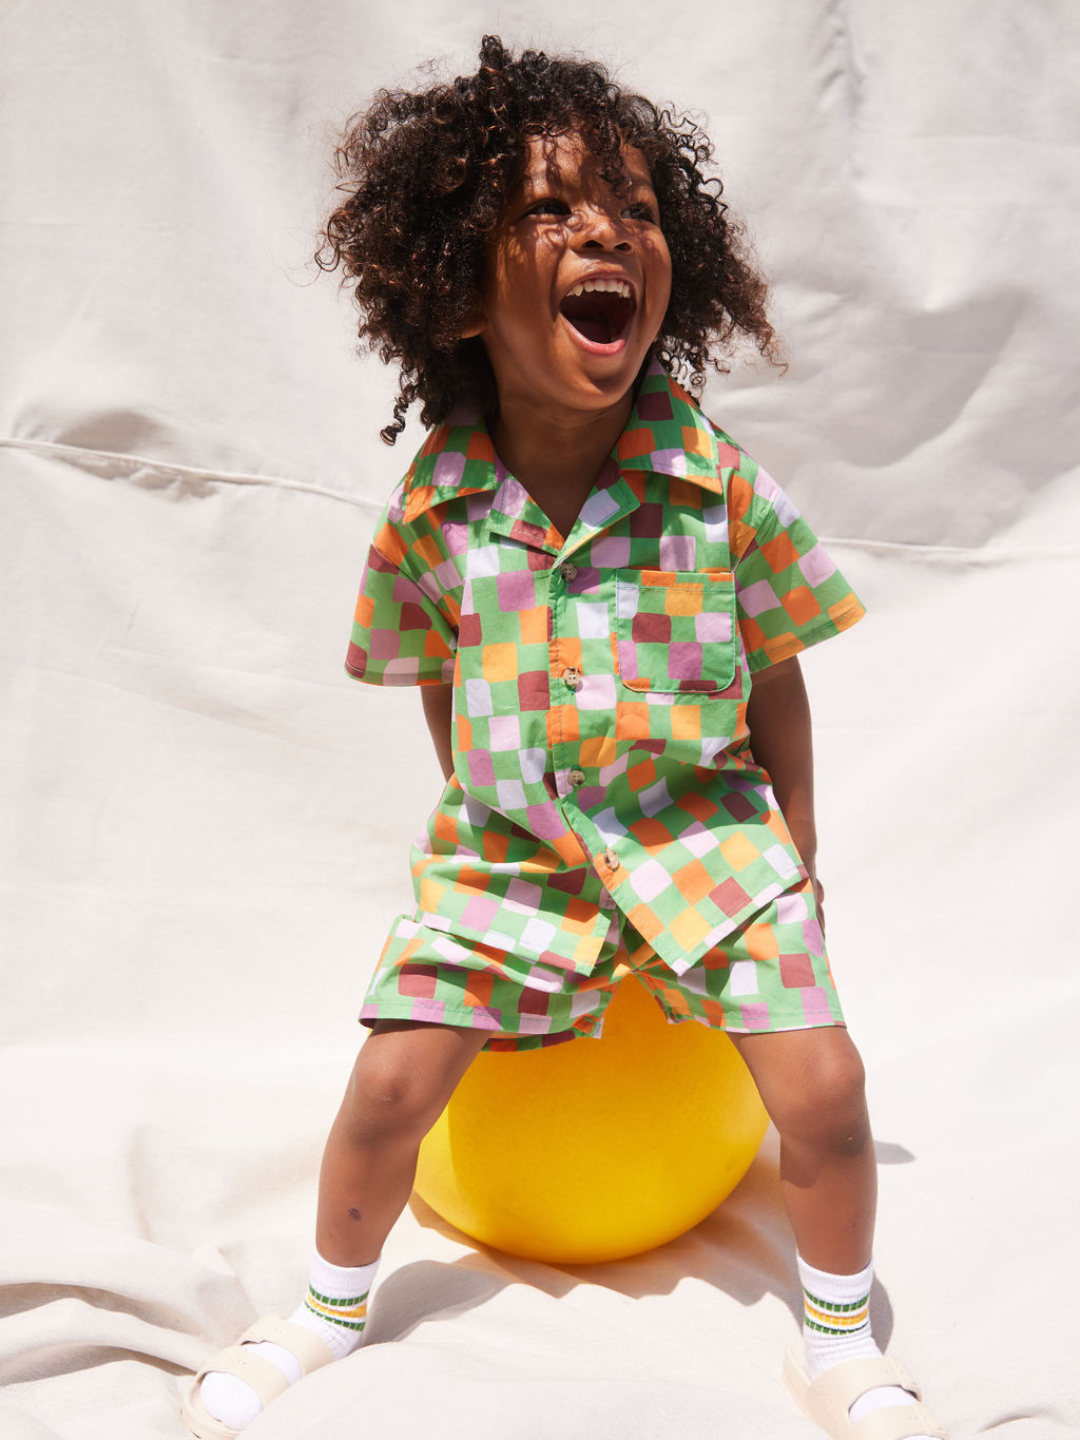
[2,3,1078,1437]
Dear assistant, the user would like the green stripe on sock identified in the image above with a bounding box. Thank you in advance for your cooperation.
[805,1316,870,1335]
[307,1286,370,1308]
[803,1288,870,1313]
[303,1300,367,1331]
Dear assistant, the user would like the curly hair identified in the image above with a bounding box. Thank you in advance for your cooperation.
[316,35,780,444]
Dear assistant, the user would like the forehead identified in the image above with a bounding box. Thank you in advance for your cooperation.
[514,130,654,193]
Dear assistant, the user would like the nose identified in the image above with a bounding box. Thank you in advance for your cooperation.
[577,203,632,252]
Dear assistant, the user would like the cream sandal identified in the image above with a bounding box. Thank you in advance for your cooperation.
[180,1315,336,1440]
[782,1341,949,1440]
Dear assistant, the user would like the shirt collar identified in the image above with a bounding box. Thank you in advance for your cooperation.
[398,356,734,524]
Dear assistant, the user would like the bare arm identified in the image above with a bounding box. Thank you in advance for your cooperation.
[421,684,455,782]
[744,655,822,908]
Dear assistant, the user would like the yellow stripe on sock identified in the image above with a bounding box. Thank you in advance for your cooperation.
[804,1300,868,1329]
[306,1298,368,1322]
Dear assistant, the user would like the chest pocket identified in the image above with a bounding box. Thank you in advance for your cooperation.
[614,568,737,695]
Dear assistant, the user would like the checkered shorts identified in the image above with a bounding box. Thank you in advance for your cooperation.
[360,872,844,1052]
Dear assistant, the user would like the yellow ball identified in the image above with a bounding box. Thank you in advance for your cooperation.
[414,977,769,1263]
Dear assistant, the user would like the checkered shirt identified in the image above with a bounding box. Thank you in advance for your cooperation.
[346,359,865,977]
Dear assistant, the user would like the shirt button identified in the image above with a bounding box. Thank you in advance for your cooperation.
[600,847,619,871]
[561,666,582,691]
[567,768,586,788]
[559,561,578,582]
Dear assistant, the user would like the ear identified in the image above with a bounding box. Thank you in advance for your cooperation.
[459,307,485,340]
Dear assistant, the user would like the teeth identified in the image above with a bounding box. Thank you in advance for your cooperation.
[566,279,632,299]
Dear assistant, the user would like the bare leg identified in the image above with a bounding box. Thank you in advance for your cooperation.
[729,1026,876,1273]
[315,1019,491,1266]
[189,1021,490,1435]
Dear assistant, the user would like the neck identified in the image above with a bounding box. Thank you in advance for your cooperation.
[490,391,633,534]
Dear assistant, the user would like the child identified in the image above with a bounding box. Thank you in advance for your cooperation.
[181,35,946,1440]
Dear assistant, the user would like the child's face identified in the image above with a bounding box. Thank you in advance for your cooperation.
[467,130,672,423]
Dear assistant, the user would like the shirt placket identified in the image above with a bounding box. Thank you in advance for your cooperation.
[547,474,640,885]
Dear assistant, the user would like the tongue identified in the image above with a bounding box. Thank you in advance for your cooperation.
[560,292,624,345]
[570,314,613,344]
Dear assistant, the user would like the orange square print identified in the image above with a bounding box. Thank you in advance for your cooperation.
[669,905,712,952]
[743,922,779,961]
[481,643,519,681]
[680,424,712,458]
[671,857,715,904]
[617,428,655,460]
[720,832,760,871]
[781,586,821,626]
[670,704,702,741]
[464,973,495,1008]
[519,605,548,646]
[413,533,444,571]
[664,584,703,617]
[466,431,496,461]
[578,734,619,769]
[760,531,800,574]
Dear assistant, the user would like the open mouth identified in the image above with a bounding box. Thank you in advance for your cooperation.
[558,279,636,348]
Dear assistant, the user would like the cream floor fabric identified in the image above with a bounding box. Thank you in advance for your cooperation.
[2,4,1078,1438]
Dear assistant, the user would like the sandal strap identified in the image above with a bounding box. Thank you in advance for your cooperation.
[235,1314,337,1375]
[812,1354,923,1408]
[197,1344,293,1407]
[181,1315,340,1440]
[804,1354,948,1440]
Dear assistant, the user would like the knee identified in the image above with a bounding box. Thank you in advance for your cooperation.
[769,1042,870,1156]
[337,1048,447,1150]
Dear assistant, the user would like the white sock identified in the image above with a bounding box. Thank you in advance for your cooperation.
[797,1254,934,1434]
[199,1249,379,1431]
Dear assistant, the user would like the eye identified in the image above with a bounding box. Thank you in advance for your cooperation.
[624,201,658,223]
[525,198,570,217]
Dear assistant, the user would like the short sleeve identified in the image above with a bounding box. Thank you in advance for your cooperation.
[345,527,457,688]
[728,459,866,672]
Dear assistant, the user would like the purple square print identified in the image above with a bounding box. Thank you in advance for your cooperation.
[518,671,550,711]
[590,536,632,568]
[801,988,832,1024]
[466,750,496,787]
[432,452,466,487]
[547,869,587,895]
[798,545,837,587]
[398,965,439,1000]
[398,602,430,632]
[632,612,672,644]
[668,641,703,680]
[525,799,567,839]
[517,987,550,1017]
[441,520,470,556]
[367,547,396,575]
[496,568,537,611]
[722,793,756,822]
[779,954,816,989]
[659,535,695,570]
[695,611,732,643]
[462,896,500,931]
[637,390,673,422]
[458,612,482,647]
[650,448,687,475]
[631,503,665,538]
[711,877,752,916]
[370,629,401,660]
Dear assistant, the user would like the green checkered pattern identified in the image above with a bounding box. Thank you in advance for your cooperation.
[346,359,863,1032]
